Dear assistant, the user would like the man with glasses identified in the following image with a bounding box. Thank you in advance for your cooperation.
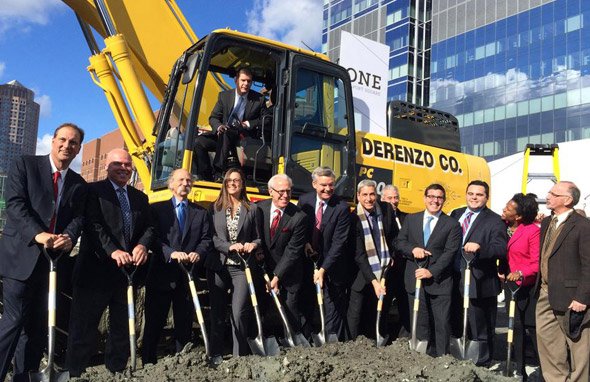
[257,174,308,333]
[449,180,507,366]
[535,181,590,381]
[396,184,462,356]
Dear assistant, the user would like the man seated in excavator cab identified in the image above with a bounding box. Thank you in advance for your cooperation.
[193,67,266,182]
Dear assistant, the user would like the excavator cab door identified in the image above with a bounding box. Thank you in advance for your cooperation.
[283,55,356,202]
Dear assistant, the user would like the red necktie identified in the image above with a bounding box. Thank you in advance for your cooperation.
[312,201,323,250]
[49,171,61,233]
[461,211,473,236]
[270,210,281,240]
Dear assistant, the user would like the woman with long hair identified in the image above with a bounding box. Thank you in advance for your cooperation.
[204,168,261,365]
[500,193,540,380]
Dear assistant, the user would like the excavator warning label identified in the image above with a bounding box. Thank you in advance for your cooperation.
[361,137,463,175]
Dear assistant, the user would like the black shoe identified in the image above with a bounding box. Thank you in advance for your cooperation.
[213,174,224,183]
[209,355,223,367]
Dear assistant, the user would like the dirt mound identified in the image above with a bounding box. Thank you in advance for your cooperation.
[70,337,514,382]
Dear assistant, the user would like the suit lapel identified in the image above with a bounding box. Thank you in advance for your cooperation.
[464,208,486,243]
[40,156,54,202]
[418,211,426,246]
[427,213,447,245]
[181,203,196,243]
[262,202,272,247]
[320,198,336,229]
[271,204,292,247]
[507,224,525,250]
[236,203,247,237]
[549,215,576,258]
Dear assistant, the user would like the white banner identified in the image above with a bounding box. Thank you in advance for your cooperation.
[339,31,389,135]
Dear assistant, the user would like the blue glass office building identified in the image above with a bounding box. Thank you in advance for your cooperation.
[323,0,432,106]
[430,0,590,160]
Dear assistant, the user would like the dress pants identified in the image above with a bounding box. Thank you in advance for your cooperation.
[467,296,497,365]
[408,291,451,357]
[207,265,252,357]
[66,284,129,376]
[346,282,394,341]
[141,283,194,364]
[0,257,47,382]
[194,130,239,178]
[536,288,590,382]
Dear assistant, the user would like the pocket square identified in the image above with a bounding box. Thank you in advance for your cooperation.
[281,227,290,233]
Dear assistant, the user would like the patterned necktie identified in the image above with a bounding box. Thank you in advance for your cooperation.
[312,201,324,250]
[49,171,61,233]
[543,217,558,252]
[370,213,382,256]
[177,202,186,234]
[270,209,281,240]
[117,187,132,249]
[462,211,474,236]
[232,95,245,121]
[423,215,434,245]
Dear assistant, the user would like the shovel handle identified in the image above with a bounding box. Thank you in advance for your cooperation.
[463,268,471,309]
[188,279,210,356]
[377,276,386,312]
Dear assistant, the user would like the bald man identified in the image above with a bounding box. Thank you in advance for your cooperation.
[142,169,212,364]
[66,149,155,376]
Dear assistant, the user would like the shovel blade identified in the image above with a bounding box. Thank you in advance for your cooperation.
[29,369,70,382]
[311,332,325,347]
[247,336,267,356]
[450,336,466,359]
[278,336,296,348]
[376,333,389,347]
[409,338,428,354]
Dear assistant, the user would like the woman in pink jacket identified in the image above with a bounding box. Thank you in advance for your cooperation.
[500,193,540,380]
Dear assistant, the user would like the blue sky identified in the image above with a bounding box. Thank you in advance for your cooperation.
[0,0,322,169]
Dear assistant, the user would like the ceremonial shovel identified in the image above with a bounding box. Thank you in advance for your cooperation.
[409,258,429,353]
[375,264,391,347]
[505,279,522,377]
[179,262,210,357]
[29,247,70,382]
[121,266,137,371]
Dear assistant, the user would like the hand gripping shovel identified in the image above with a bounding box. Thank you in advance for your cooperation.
[29,247,70,382]
[308,254,338,347]
[261,269,310,348]
[236,253,280,356]
[450,251,481,362]
[179,262,210,357]
[505,278,522,377]
[121,266,137,371]
[409,258,429,353]
[375,264,391,347]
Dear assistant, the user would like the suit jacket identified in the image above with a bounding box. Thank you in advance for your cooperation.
[450,207,507,298]
[350,201,398,291]
[257,199,307,292]
[209,89,265,135]
[147,199,212,291]
[73,179,155,289]
[536,211,590,311]
[0,155,86,281]
[396,211,462,295]
[298,192,350,283]
[505,223,540,287]
[206,201,261,272]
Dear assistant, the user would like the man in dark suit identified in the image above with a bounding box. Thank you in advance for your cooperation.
[450,180,507,366]
[346,180,398,340]
[66,148,155,376]
[298,167,350,340]
[194,67,266,181]
[142,168,212,364]
[535,181,590,381]
[380,184,410,337]
[257,174,307,333]
[0,123,86,381]
[396,184,462,356]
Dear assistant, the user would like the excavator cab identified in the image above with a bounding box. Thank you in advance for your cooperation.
[151,30,356,202]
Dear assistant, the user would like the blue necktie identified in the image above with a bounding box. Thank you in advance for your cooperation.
[117,188,132,249]
[423,215,434,246]
[177,202,186,233]
[231,95,245,121]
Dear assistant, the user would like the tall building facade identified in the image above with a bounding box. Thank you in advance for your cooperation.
[429,0,590,160]
[0,80,40,174]
[323,0,432,106]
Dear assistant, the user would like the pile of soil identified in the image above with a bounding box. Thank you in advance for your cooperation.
[71,337,514,382]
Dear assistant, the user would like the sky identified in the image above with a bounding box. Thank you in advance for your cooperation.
[0,0,323,170]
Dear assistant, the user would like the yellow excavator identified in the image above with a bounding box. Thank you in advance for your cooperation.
[63,0,489,212]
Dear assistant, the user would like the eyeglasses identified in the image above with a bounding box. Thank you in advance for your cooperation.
[425,195,444,201]
[225,178,242,184]
[271,187,291,196]
[547,191,570,198]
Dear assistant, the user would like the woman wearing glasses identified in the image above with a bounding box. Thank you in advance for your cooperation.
[500,193,540,380]
[205,168,261,365]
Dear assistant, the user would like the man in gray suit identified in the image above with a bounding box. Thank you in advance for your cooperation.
[396,184,462,356]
